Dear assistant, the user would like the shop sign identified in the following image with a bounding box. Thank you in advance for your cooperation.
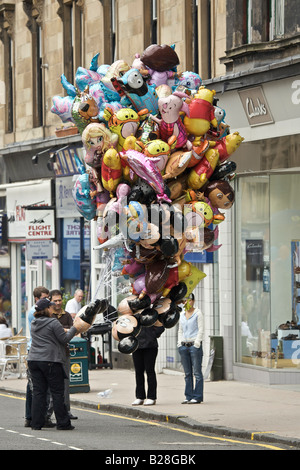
[55,176,79,218]
[6,180,52,241]
[26,240,53,260]
[25,208,55,240]
[54,147,81,177]
[238,86,274,127]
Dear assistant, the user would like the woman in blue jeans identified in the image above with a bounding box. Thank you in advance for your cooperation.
[178,293,204,404]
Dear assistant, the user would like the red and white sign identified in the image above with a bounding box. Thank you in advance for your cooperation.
[25,209,55,240]
[6,180,52,241]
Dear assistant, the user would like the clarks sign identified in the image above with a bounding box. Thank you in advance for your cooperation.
[238,86,274,127]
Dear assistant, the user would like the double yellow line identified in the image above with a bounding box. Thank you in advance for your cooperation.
[0,392,287,450]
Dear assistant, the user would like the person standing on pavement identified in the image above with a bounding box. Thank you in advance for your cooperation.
[27,297,82,430]
[131,324,164,406]
[65,289,84,319]
[177,293,204,404]
[49,289,77,420]
[25,286,50,428]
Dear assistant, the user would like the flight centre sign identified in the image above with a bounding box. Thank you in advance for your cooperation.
[25,208,55,240]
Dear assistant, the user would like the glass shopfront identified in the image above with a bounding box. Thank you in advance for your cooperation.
[235,135,300,370]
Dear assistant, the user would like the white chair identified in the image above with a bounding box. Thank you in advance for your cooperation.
[0,338,28,379]
[0,340,9,380]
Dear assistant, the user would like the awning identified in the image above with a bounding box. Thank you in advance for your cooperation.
[0,134,82,182]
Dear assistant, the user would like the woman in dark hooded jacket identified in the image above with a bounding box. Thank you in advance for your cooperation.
[27,297,81,430]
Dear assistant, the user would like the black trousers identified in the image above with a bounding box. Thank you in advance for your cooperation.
[28,361,71,429]
[132,348,158,400]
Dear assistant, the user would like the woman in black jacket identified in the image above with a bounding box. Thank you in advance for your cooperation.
[27,298,81,430]
[131,324,164,406]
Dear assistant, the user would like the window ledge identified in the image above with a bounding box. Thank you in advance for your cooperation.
[221,34,300,64]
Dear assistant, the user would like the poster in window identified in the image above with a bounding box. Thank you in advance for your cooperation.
[291,240,300,325]
[246,239,263,281]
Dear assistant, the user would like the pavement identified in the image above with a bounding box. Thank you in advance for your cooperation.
[1,367,300,448]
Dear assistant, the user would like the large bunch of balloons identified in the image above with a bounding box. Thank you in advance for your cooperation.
[52,44,244,354]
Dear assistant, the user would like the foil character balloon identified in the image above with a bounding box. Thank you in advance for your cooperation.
[136,115,160,143]
[120,149,172,203]
[181,265,206,297]
[188,132,244,190]
[137,139,174,172]
[101,59,131,92]
[139,44,180,88]
[101,148,122,196]
[51,74,77,123]
[71,86,100,134]
[82,122,118,168]
[174,71,202,93]
[111,68,159,115]
[150,89,191,150]
[141,44,180,75]
[203,180,235,225]
[112,314,141,354]
[75,298,109,333]
[162,150,192,180]
[72,155,97,220]
[103,106,147,152]
[184,86,218,145]
[209,161,237,181]
[153,297,180,329]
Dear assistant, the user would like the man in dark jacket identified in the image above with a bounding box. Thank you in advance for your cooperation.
[131,324,164,406]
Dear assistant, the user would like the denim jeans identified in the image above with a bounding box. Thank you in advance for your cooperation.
[179,343,203,402]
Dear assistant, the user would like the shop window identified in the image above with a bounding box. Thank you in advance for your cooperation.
[235,175,270,367]
[236,173,300,369]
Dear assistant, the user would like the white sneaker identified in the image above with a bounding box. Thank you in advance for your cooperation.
[144,399,156,406]
[132,399,144,406]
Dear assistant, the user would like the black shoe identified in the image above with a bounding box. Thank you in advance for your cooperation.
[68,413,78,420]
[24,419,31,427]
[57,424,75,430]
[31,426,42,430]
[44,419,56,428]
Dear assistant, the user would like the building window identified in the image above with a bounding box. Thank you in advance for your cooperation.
[1,26,14,134]
[62,0,83,84]
[246,0,253,43]
[269,0,285,40]
[193,0,199,74]
[6,36,14,133]
[151,0,157,44]
[0,4,15,133]
[111,0,116,63]
[32,22,43,128]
